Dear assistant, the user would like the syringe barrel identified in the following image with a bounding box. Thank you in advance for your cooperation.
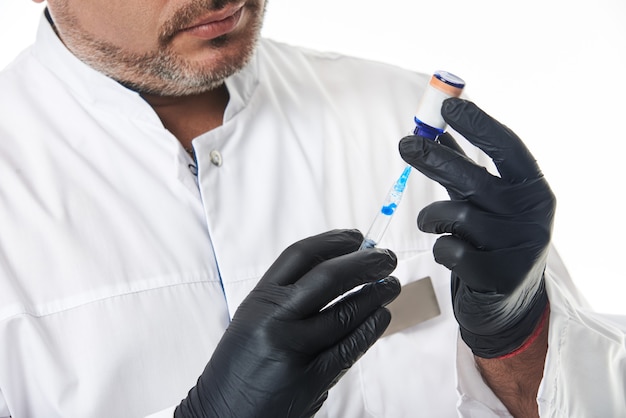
[359,211,393,250]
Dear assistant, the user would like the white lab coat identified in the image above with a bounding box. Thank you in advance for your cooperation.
[0,14,624,418]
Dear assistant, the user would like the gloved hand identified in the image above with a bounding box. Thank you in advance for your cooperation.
[399,98,554,359]
[176,229,400,417]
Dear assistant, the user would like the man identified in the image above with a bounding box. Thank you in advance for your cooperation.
[1,0,625,417]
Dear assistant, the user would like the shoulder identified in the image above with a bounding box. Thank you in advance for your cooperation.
[256,37,429,92]
[253,38,430,126]
[0,47,37,99]
[0,48,46,146]
[0,44,61,114]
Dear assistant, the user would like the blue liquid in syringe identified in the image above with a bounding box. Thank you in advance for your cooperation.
[359,166,411,250]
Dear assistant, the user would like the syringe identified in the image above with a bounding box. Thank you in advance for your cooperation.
[359,70,465,250]
[359,165,412,250]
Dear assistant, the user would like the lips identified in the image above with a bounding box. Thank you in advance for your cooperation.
[179,3,245,40]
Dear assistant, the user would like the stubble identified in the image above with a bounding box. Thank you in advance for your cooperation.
[49,0,266,96]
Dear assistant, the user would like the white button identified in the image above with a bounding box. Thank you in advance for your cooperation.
[210,150,223,167]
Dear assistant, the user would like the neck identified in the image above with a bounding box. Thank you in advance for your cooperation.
[141,84,230,151]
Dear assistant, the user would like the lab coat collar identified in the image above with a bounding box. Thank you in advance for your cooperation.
[32,12,157,123]
[31,11,259,126]
[224,48,260,123]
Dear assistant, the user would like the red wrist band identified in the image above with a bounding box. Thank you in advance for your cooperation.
[496,302,550,360]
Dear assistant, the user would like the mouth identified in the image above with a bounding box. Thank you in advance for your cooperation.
[178,3,246,40]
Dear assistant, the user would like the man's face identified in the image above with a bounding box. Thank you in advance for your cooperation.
[46,0,267,96]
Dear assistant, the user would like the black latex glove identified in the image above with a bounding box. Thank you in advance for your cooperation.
[399,98,554,358]
[175,229,400,417]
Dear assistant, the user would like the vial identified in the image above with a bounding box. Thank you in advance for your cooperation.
[413,71,465,140]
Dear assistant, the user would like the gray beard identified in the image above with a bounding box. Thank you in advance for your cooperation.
[48,1,265,96]
[90,34,258,96]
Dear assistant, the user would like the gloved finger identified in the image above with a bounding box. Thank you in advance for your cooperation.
[401,136,553,214]
[430,132,466,200]
[306,307,391,393]
[287,248,398,315]
[260,229,362,287]
[441,98,542,183]
[306,392,329,418]
[399,134,500,203]
[302,276,400,350]
[432,235,545,293]
[279,388,329,418]
[436,131,467,156]
[417,200,546,250]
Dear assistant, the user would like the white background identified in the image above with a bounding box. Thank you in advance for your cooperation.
[2,0,625,313]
